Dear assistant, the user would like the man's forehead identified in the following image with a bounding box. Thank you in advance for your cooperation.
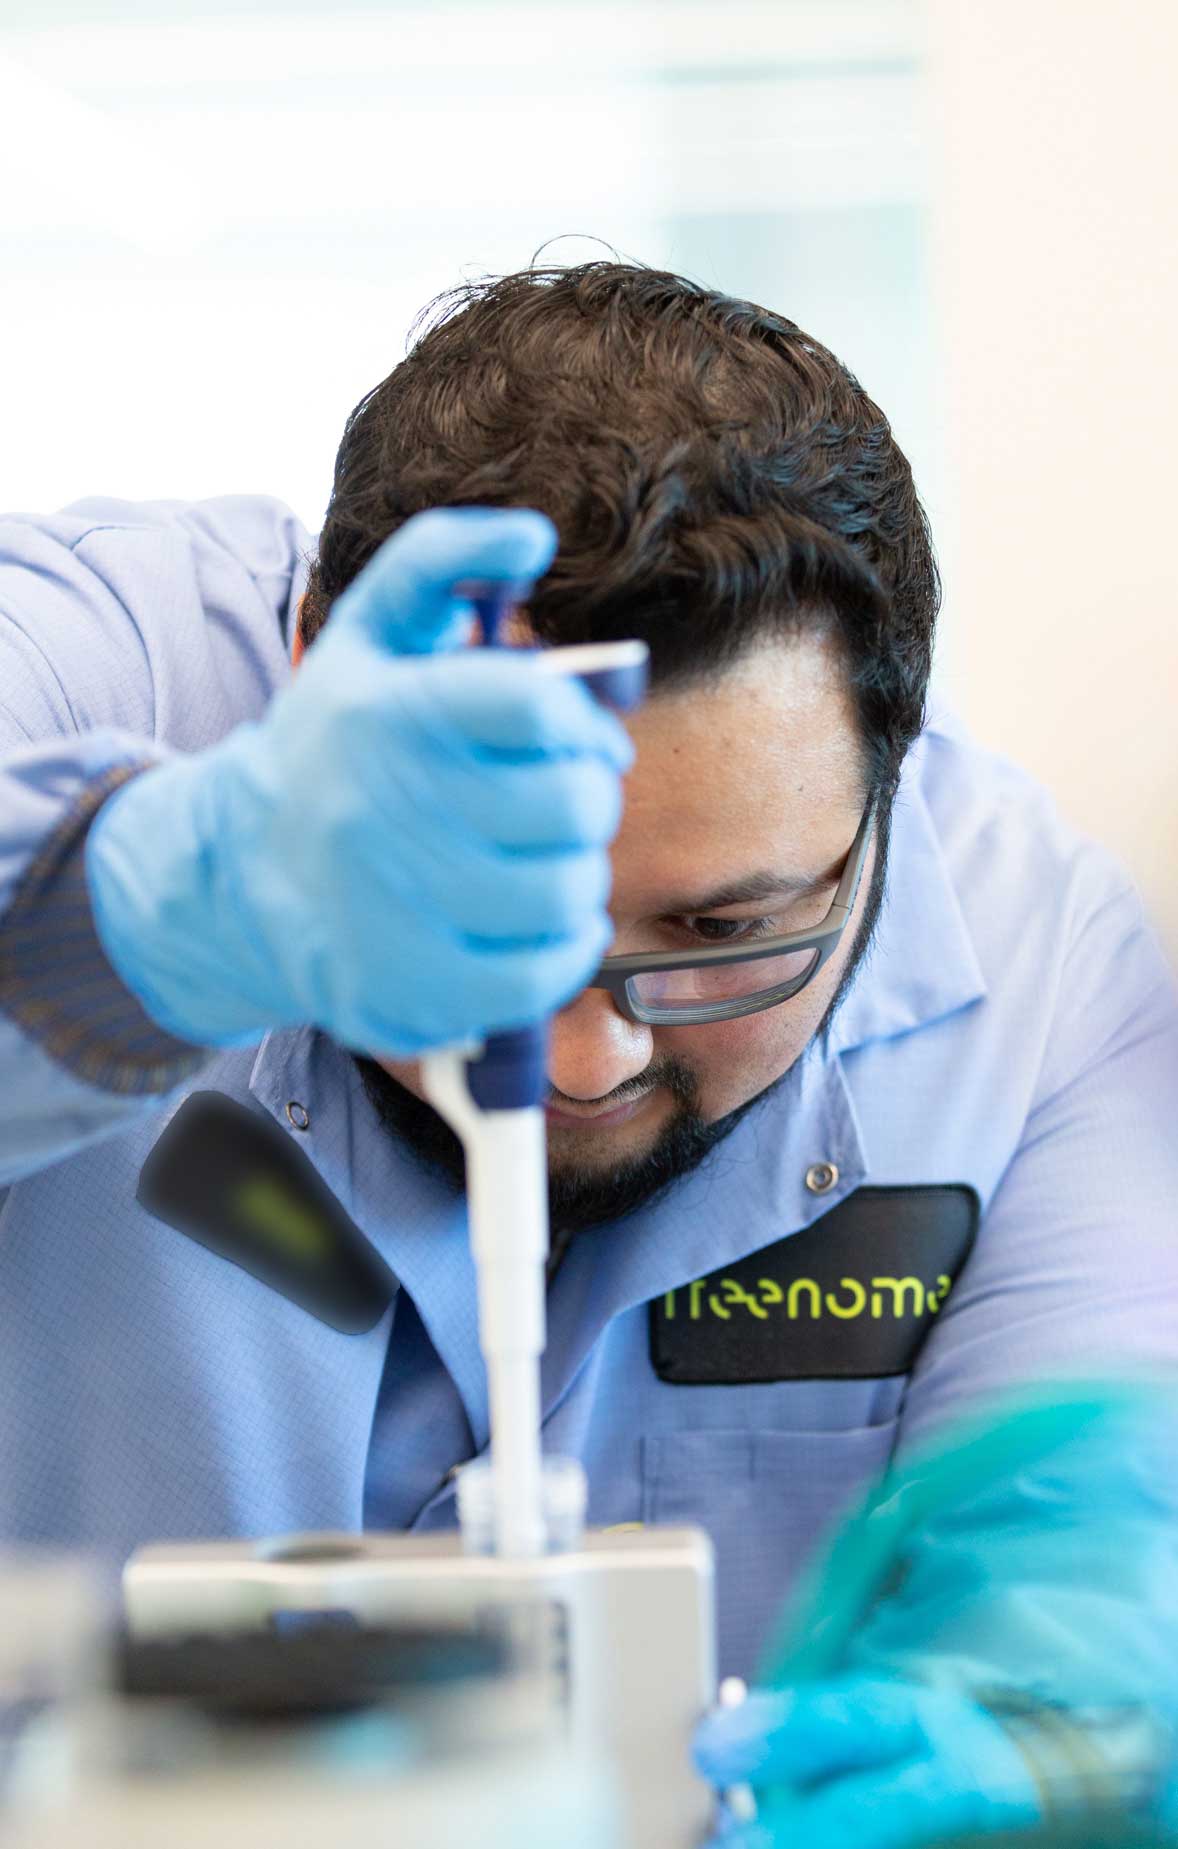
[491,616,865,902]
[613,631,865,908]
[623,632,863,809]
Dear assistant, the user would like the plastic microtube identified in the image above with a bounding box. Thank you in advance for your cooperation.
[457,1455,588,1557]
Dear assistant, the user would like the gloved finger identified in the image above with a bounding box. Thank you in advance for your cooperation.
[333,911,609,1054]
[411,839,613,943]
[343,781,614,937]
[448,916,615,1031]
[330,507,558,655]
[412,751,625,852]
[701,1824,776,1849]
[693,1681,926,1789]
[414,650,635,770]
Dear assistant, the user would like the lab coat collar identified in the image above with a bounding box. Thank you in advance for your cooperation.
[826,717,988,1057]
[248,1026,490,1441]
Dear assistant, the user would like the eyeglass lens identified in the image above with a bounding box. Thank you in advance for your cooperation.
[627,944,820,1013]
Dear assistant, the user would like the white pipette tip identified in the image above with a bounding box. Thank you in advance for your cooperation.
[718,1676,758,1825]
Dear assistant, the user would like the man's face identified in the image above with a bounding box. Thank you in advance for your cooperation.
[297,613,873,1228]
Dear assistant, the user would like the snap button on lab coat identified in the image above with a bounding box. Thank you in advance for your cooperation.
[805,1160,839,1195]
[285,1100,310,1131]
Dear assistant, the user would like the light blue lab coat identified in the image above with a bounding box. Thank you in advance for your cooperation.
[1,495,1177,1683]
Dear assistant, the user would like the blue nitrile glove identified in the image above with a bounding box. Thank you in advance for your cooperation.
[694,1676,1043,1849]
[86,507,633,1054]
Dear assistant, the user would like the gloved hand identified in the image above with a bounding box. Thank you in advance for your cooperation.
[693,1675,1043,1849]
[86,507,633,1054]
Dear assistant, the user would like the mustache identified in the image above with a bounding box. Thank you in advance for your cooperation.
[546,1057,698,1115]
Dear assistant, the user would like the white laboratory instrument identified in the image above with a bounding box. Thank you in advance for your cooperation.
[0,1546,621,1849]
[122,1518,716,1848]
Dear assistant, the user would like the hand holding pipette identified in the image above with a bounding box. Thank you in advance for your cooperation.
[87,508,628,1059]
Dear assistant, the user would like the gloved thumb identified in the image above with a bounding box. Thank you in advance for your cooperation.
[694,1682,923,1789]
[326,505,558,656]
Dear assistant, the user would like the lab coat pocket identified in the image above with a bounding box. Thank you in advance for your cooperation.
[642,1421,900,1682]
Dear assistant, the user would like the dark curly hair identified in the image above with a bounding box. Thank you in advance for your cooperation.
[301,261,939,807]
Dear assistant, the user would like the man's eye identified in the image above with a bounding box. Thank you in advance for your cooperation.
[682,915,778,945]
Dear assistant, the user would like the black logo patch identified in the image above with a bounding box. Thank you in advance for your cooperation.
[649,1185,978,1384]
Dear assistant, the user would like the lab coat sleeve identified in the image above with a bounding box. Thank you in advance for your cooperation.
[861,874,1178,1702]
[901,873,1178,1436]
[0,496,307,1184]
[0,731,210,1187]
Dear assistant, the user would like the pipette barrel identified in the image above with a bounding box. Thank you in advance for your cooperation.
[453,579,648,1559]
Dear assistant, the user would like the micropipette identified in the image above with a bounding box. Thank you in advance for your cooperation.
[421,582,647,1560]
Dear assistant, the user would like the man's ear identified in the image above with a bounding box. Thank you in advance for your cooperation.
[291,595,307,668]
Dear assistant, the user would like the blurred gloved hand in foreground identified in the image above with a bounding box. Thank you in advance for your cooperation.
[694,1386,1178,1849]
[695,1676,1042,1849]
[85,507,633,1055]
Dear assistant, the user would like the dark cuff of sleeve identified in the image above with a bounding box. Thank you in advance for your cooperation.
[0,761,210,1097]
[982,1690,1170,1819]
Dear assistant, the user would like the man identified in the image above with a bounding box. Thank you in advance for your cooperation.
[1,263,1177,1839]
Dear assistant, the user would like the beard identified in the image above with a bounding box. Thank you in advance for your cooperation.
[351,1051,776,1266]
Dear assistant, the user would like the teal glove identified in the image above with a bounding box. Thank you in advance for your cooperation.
[694,1386,1178,1849]
[86,507,633,1054]
[694,1676,1042,1849]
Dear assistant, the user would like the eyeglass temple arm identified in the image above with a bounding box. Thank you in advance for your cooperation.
[830,803,876,915]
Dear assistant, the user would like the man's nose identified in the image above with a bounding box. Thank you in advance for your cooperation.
[547,985,654,1102]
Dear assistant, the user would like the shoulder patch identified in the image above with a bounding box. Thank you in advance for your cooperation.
[649,1185,979,1384]
[138,1090,396,1335]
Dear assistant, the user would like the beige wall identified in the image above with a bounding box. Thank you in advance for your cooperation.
[925,0,1178,954]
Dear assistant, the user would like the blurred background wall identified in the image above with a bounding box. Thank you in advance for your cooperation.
[1,0,1174,947]
[926,0,1178,951]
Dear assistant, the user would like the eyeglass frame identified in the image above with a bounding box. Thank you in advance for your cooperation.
[587,800,876,1025]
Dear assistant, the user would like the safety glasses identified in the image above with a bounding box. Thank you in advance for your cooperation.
[587,802,875,1025]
